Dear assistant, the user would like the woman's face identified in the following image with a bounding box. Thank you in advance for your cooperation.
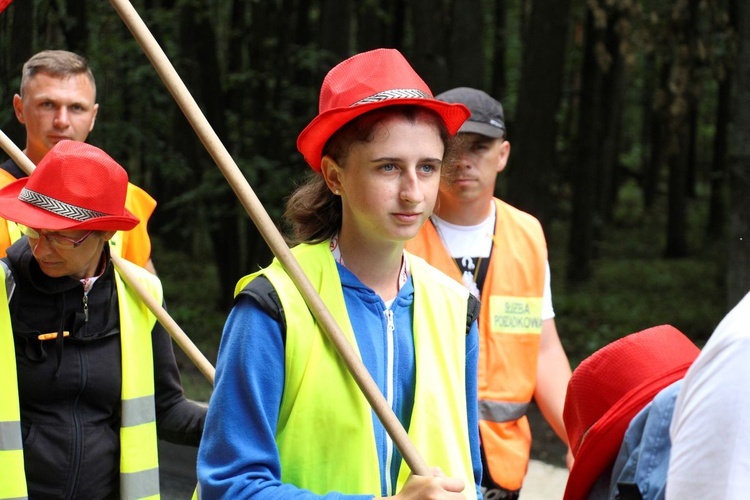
[324,114,445,246]
[28,229,114,280]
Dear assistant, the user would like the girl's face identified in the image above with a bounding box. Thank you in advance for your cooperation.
[323,114,445,247]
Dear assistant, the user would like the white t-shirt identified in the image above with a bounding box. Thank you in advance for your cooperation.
[667,291,750,499]
[430,204,555,320]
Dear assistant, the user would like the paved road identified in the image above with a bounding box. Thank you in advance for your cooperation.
[159,440,569,500]
[523,459,568,500]
[159,440,199,499]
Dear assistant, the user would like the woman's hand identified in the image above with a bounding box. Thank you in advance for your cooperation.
[379,468,466,499]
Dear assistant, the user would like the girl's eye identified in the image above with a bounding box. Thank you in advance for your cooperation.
[380,163,396,172]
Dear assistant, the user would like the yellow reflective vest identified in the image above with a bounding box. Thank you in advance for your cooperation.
[0,259,161,499]
[406,198,547,490]
[235,242,477,498]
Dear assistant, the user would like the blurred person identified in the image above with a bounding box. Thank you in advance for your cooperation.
[198,48,482,499]
[0,49,157,273]
[562,325,699,500]
[406,87,572,498]
[0,140,205,499]
[667,291,750,499]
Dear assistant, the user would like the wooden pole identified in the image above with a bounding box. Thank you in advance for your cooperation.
[107,0,429,476]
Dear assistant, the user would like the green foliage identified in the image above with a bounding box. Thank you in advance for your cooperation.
[552,180,727,368]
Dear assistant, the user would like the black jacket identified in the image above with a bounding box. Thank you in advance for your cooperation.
[3,239,205,500]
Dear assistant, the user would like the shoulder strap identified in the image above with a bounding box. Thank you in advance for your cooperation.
[238,275,286,336]
[466,294,480,334]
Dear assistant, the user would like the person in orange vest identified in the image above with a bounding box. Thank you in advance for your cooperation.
[406,87,573,498]
[0,50,156,273]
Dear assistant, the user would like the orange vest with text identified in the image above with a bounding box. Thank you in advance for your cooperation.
[406,198,547,490]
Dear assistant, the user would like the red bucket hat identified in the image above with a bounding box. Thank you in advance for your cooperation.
[563,324,699,500]
[0,140,139,231]
[297,48,470,171]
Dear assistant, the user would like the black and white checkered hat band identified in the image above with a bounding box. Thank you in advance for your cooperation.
[352,88,430,106]
[19,188,108,221]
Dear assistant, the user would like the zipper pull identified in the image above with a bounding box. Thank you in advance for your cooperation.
[82,294,89,322]
[385,309,394,333]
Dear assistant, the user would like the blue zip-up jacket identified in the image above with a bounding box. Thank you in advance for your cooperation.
[197,262,482,499]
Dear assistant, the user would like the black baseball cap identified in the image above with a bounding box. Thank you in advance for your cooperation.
[436,87,506,138]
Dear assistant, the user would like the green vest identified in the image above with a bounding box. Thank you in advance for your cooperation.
[235,242,477,498]
[0,260,162,500]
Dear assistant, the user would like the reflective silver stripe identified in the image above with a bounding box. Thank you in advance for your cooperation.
[478,400,529,423]
[121,395,156,427]
[0,421,22,451]
[120,467,159,499]
[0,496,27,500]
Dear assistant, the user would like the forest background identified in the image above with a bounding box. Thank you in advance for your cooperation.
[1,0,749,463]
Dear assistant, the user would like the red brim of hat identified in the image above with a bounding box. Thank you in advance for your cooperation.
[563,362,693,500]
[0,178,140,231]
[297,98,470,171]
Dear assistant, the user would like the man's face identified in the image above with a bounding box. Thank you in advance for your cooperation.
[13,72,99,164]
[439,132,509,204]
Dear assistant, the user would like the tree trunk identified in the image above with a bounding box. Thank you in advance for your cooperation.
[1,2,32,147]
[491,0,508,100]
[409,0,449,93]
[320,0,352,59]
[595,9,626,226]
[706,32,733,241]
[728,0,750,306]
[641,54,658,208]
[508,0,572,229]
[356,0,398,50]
[567,8,598,283]
[664,1,696,259]
[62,0,88,54]
[446,0,485,89]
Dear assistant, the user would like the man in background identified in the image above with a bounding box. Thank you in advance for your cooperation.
[406,87,572,499]
[1,49,156,272]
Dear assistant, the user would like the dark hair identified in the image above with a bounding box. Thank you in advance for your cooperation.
[285,105,460,244]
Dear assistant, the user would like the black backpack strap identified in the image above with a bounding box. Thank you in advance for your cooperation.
[466,294,480,335]
[616,482,644,500]
[237,276,287,340]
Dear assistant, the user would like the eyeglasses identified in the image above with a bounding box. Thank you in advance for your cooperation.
[19,225,95,250]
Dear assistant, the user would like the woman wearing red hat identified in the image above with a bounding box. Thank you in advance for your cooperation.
[0,140,205,500]
[198,49,481,499]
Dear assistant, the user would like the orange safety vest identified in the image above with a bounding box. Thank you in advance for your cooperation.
[113,183,157,268]
[0,169,19,259]
[406,198,547,490]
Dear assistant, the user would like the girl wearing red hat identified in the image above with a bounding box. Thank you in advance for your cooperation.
[198,49,482,499]
[0,140,205,499]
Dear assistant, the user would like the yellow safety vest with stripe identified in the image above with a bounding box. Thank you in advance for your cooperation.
[235,242,477,498]
[406,198,547,491]
[0,259,161,500]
